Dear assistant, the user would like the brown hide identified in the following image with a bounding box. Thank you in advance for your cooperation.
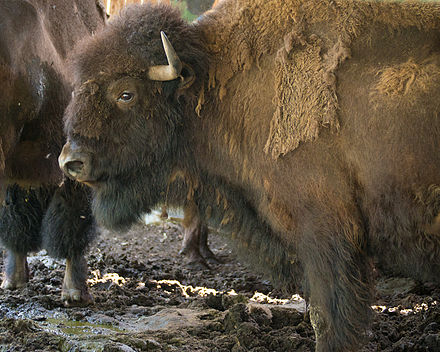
[192,0,440,262]
[198,0,440,158]
[61,0,440,350]
[0,0,105,186]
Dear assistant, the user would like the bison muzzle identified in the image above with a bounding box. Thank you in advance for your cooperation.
[59,142,93,183]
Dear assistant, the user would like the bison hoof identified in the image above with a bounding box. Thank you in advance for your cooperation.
[1,276,28,290]
[201,249,223,265]
[185,258,211,270]
[62,288,94,307]
[1,252,29,290]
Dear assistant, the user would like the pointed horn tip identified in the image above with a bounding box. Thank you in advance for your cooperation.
[160,31,171,46]
[147,30,182,81]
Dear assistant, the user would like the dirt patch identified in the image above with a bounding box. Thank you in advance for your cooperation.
[0,218,439,351]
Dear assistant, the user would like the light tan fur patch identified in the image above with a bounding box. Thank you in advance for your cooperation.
[374,59,440,98]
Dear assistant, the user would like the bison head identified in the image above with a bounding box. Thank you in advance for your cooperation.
[58,4,207,230]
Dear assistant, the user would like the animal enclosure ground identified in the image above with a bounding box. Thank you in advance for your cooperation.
[0,218,439,351]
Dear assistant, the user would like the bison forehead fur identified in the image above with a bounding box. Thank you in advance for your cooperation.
[62,0,440,351]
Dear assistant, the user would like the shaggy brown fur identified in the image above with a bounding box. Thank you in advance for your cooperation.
[372,57,440,106]
[200,0,440,157]
[61,0,440,350]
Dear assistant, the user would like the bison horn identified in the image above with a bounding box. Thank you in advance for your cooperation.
[147,31,183,81]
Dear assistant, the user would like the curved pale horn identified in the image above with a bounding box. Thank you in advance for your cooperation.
[147,31,183,81]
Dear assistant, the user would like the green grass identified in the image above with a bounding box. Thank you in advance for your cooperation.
[171,0,198,22]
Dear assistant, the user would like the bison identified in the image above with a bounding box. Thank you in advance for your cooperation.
[59,0,440,350]
[0,0,106,305]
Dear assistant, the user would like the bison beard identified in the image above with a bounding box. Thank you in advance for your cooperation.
[90,169,162,231]
[60,0,440,351]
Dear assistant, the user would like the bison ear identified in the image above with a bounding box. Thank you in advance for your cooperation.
[178,64,196,90]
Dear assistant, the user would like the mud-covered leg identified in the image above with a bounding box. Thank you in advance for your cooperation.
[180,201,221,267]
[300,211,373,351]
[1,250,29,289]
[198,222,221,264]
[62,255,90,304]
[0,184,53,289]
[42,179,96,306]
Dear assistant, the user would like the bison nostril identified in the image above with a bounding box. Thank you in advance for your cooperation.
[65,160,84,178]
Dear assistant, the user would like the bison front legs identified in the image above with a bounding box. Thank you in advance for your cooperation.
[0,181,95,305]
[0,185,53,289]
[41,179,96,306]
[299,210,373,352]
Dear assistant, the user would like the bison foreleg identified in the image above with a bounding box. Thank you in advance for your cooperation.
[62,255,93,306]
[198,222,222,264]
[1,250,29,289]
[0,184,53,289]
[41,179,96,306]
[180,214,210,268]
[300,214,373,351]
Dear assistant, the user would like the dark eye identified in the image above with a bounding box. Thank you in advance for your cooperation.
[117,91,134,102]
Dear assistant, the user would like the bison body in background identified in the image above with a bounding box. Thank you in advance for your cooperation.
[60,0,440,350]
[0,0,106,304]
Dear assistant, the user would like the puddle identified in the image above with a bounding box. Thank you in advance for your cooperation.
[45,318,124,335]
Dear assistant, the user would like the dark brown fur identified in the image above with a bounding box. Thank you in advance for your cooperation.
[62,1,440,350]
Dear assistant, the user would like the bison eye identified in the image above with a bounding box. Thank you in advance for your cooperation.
[117,91,134,102]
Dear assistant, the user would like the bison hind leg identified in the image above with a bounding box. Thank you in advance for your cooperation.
[368,189,440,285]
[0,184,54,289]
[180,201,221,269]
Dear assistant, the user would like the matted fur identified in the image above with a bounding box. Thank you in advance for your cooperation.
[199,0,440,157]
[372,57,440,105]
[265,34,341,158]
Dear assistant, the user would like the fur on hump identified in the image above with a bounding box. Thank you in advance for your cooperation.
[197,0,440,158]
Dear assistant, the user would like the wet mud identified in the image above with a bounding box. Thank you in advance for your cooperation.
[0,216,439,351]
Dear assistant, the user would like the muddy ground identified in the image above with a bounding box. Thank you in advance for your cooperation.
[0,213,439,351]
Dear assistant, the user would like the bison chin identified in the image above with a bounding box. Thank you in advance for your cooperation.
[90,174,160,231]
